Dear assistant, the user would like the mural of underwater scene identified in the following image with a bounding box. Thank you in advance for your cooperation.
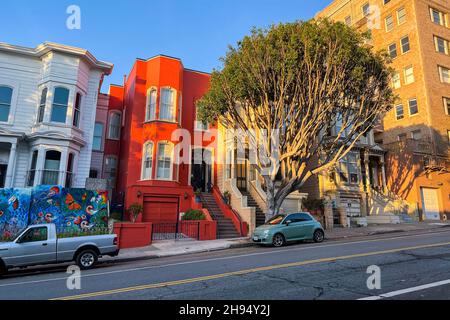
[29,186,109,237]
[0,188,32,241]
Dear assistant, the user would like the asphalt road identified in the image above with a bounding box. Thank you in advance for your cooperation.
[1,229,450,300]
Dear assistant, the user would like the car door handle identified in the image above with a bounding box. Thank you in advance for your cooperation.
[42,243,48,246]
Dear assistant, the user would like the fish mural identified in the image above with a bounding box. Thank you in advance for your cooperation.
[0,186,109,241]
[0,188,32,241]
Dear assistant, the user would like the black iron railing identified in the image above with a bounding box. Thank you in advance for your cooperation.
[151,222,200,241]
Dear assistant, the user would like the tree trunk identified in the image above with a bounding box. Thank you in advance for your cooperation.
[265,181,278,222]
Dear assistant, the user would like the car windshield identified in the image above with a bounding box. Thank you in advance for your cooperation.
[266,215,286,225]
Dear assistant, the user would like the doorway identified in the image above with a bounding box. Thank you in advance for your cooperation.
[191,148,212,192]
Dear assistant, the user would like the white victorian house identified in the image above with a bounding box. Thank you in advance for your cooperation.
[0,42,113,188]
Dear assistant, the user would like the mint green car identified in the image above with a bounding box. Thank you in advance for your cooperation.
[252,213,325,247]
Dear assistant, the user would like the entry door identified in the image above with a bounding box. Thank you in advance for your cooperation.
[0,165,6,188]
[421,188,440,221]
[236,160,248,191]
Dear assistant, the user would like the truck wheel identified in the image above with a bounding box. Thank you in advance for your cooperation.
[76,250,98,270]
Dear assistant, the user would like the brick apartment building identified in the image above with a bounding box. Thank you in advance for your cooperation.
[317,0,450,220]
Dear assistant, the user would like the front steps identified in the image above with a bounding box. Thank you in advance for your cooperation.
[201,193,241,239]
[241,191,266,227]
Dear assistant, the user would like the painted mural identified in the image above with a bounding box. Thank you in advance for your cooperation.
[0,188,32,241]
[0,186,109,241]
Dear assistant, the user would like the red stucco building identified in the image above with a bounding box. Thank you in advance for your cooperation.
[99,55,224,224]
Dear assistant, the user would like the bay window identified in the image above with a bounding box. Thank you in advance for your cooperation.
[51,87,69,123]
[160,88,176,122]
[156,142,173,180]
[37,88,47,123]
[146,89,157,121]
[0,86,13,122]
[142,142,153,180]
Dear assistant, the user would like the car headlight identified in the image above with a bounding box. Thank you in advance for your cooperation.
[263,230,270,236]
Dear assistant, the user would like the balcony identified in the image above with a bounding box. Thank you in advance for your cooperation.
[384,138,433,155]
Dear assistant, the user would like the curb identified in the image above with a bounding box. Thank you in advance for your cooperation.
[102,226,450,265]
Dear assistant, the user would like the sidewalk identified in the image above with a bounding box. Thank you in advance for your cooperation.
[104,222,450,264]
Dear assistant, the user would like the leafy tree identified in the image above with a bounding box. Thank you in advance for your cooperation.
[198,19,394,220]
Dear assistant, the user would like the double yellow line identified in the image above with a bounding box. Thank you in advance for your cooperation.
[52,241,450,300]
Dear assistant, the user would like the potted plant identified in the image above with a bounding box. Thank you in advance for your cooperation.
[194,189,202,203]
[181,209,206,221]
[223,191,231,205]
[128,203,143,223]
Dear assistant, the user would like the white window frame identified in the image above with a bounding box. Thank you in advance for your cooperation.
[108,111,121,140]
[146,88,157,122]
[50,86,71,124]
[72,92,82,128]
[439,66,450,84]
[395,104,404,120]
[159,87,176,122]
[408,98,419,116]
[444,97,450,115]
[385,14,394,32]
[400,36,410,54]
[37,87,48,124]
[404,65,415,85]
[156,141,174,181]
[430,7,447,26]
[141,141,154,180]
[93,122,104,151]
[104,155,118,184]
[388,43,397,59]
[0,79,19,125]
[434,36,449,55]
[0,85,14,124]
[397,7,406,25]
[392,71,401,89]
[362,3,370,17]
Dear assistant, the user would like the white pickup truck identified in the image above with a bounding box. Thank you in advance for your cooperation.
[0,224,119,275]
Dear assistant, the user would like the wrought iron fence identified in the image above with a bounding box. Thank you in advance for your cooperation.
[151,222,200,241]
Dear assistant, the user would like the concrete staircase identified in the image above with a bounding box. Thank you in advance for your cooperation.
[201,193,241,239]
[367,189,417,224]
[241,191,266,227]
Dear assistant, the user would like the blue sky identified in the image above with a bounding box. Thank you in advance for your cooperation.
[1,0,331,92]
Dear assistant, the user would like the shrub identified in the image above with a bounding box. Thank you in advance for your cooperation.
[182,209,206,221]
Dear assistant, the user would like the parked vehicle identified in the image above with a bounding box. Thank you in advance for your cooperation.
[252,212,325,247]
[0,224,119,275]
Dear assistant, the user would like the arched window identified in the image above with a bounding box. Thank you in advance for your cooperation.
[146,89,157,121]
[73,93,82,127]
[156,142,173,180]
[51,87,70,123]
[37,88,47,123]
[42,150,61,185]
[141,142,153,180]
[0,86,13,122]
[108,112,121,140]
[160,88,175,122]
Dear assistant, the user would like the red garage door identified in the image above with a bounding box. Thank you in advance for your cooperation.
[143,197,179,223]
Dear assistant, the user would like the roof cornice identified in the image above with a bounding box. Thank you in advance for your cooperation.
[0,42,113,75]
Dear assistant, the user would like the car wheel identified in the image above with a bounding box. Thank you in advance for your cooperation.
[76,250,98,270]
[313,230,325,243]
[272,233,286,247]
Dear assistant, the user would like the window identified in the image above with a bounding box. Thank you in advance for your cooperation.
[226,148,232,179]
[93,123,104,151]
[51,87,69,123]
[108,112,121,140]
[89,169,98,179]
[411,130,422,141]
[27,150,38,187]
[430,8,446,26]
[362,3,370,17]
[65,153,74,187]
[19,227,47,243]
[384,0,391,4]
[42,150,61,185]
[435,36,449,55]
[141,142,153,180]
[385,15,394,31]
[156,142,173,180]
[408,98,419,115]
[37,88,47,123]
[388,43,397,59]
[401,36,410,53]
[73,93,81,127]
[444,97,450,115]
[160,88,175,122]
[404,66,415,84]
[338,153,359,184]
[0,86,12,122]
[397,7,406,25]
[448,130,450,145]
[104,156,117,185]
[396,104,404,120]
[345,16,352,26]
[146,89,157,121]
[439,66,450,84]
[392,71,401,89]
